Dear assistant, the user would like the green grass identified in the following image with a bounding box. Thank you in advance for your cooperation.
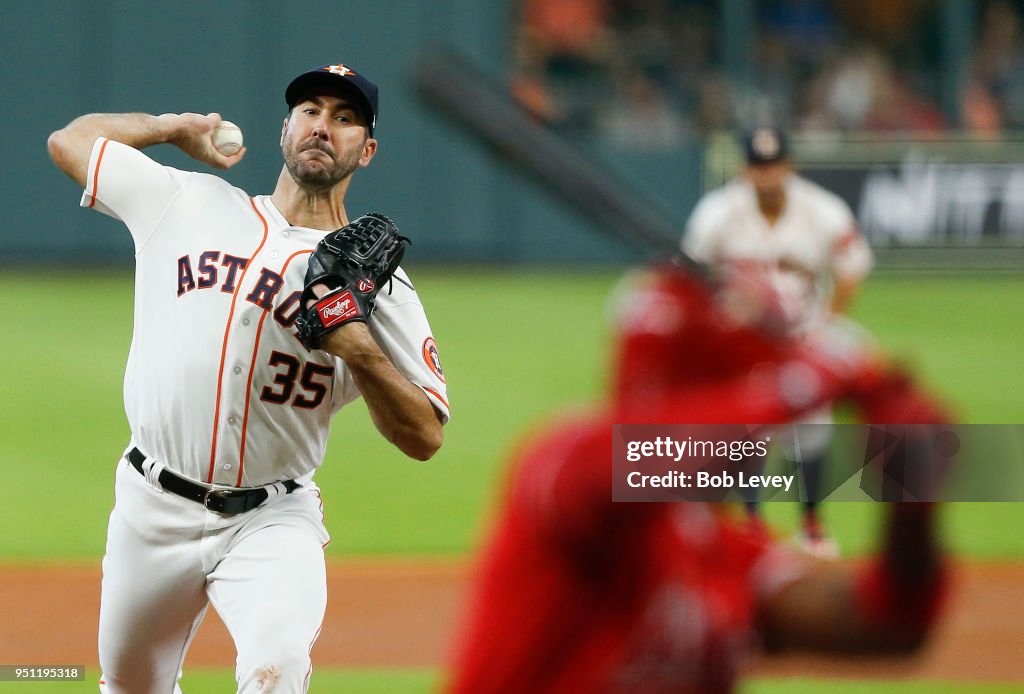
[744,680,1024,694]
[760,502,1024,558]
[6,668,1013,693]
[181,667,439,693]
[0,668,440,694]
[848,274,1024,424]
[0,271,1022,560]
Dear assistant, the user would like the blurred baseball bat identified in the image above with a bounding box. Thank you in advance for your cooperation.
[412,48,704,274]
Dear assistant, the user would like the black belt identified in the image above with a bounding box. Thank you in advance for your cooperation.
[127,447,300,515]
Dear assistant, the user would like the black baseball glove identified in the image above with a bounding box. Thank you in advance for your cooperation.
[295,212,410,350]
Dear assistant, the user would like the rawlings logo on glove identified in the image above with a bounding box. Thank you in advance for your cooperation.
[295,212,410,350]
[315,290,360,328]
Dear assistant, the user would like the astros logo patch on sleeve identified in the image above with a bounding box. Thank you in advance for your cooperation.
[422,337,445,382]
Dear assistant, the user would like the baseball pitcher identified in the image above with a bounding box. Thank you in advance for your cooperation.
[48,64,449,693]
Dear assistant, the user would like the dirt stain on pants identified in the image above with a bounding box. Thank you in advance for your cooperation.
[255,665,281,692]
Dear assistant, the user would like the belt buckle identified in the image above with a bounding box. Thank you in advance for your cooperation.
[203,487,230,513]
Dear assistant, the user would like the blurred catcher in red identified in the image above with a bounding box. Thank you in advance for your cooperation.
[447,265,948,693]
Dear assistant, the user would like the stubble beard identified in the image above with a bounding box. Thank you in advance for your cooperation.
[283,138,363,191]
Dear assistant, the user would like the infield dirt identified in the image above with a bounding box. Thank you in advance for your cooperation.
[1,559,1021,682]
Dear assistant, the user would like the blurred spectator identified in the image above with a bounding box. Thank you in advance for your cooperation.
[802,48,878,130]
[834,0,931,54]
[514,0,616,134]
[762,0,837,37]
[598,68,688,150]
[961,80,1004,139]
[511,0,952,146]
[746,33,802,129]
[692,71,736,133]
[965,0,1024,134]
[665,2,717,110]
[802,45,945,133]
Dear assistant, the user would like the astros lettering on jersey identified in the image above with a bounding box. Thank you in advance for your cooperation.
[82,137,450,488]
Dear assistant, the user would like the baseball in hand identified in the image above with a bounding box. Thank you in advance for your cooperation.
[212,120,244,155]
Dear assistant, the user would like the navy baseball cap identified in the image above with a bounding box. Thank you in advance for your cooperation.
[285,63,379,136]
[742,127,788,164]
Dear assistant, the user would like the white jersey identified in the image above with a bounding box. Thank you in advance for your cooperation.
[683,174,873,332]
[81,137,450,487]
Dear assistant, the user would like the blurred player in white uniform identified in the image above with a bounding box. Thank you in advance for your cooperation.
[682,127,873,557]
[48,63,449,693]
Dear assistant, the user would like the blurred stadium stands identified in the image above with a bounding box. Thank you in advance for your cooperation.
[5,0,1024,269]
